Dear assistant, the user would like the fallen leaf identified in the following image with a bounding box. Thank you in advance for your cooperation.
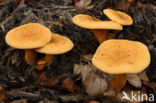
[62,78,81,93]
[73,61,115,96]
[103,88,116,97]
[73,64,81,75]
[82,54,93,61]
[0,86,8,102]
[138,71,149,81]
[75,0,92,8]
[143,81,156,94]
[64,0,72,5]
[111,74,127,91]
[115,0,130,10]
[26,85,35,92]
[127,74,142,88]
[84,74,108,96]
[0,0,5,3]
[14,0,32,8]
[35,72,59,86]
[80,64,92,82]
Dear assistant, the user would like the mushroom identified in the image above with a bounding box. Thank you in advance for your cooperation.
[5,23,52,65]
[92,39,150,91]
[103,8,133,26]
[35,33,74,70]
[72,14,123,43]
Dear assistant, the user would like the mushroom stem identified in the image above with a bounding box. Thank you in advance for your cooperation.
[44,54,54,64]
[36,54,54,70]
[91,29,117,43]
[37,60,46,70]
[24,49,37,65]
[107,31,117,39]
[91,29,108,44]
[110,74,127,91]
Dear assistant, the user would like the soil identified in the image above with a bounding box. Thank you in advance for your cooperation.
[0,0,156,103]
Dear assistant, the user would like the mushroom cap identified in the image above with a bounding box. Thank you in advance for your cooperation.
[72,14,123,30]
[35,34,74,54]
[5,23,52,49]
[103,9,133,25]
[92,39,150,74]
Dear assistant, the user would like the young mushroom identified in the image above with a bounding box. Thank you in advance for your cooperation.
[35,33,74,70]
[5,23,52,65]
[72,14,123,43]
[103,8,133,26]
[92,39,150,91]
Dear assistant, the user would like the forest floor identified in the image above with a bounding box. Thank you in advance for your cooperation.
[0,0,156,103]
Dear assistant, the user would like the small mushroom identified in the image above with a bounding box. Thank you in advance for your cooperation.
[72,14,123,43]
[92,39,150,91]
[103,9,133,26]
[35,33,74,70]
[5,23,52,65]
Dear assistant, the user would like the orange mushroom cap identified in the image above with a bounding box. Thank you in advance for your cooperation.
[36,34,74,54]
[103,9,133,25]
[92,39,150,74]
[5,23,52,49]
[72,14,123,30]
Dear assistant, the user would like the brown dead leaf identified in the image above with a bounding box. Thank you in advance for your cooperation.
[62,78,81,93]
[73,63,116,97]
[26,85,35,92]
[82,54,93,61]
[74,64,92,82]
[73,64,81,75]
[127,74,142,88]
[84,74,108,96]
[75,0,92,8]
[138,71,149,81]
[103,88,116,97]
[35,72,59,86]
[115,0,130,10]
[143,81,156,94]
[111,74,127,91]
[0,0,5,3]
[0,86,9,102]
[14,0,32,8]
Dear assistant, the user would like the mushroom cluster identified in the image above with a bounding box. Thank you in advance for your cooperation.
[72,8,133,44]
[5,23,74,70]
[72,9,151,92]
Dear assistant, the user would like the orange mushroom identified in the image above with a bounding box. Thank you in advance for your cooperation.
[103,9,133,26]
[92,39,150,91]
[5,23,52,65]
[72,14,123,43]
[35,33,74,70]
